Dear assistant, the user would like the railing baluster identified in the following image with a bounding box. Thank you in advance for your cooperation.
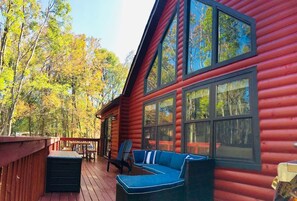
[0,166,7,201]
[15,160,21,201]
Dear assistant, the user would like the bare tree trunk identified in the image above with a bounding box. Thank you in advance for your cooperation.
[28,115,32,136]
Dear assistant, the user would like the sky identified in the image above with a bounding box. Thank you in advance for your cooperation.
[68,0,155,63]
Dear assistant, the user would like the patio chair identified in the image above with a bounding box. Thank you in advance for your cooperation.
[86,143,97,161]
[107,140,132,174]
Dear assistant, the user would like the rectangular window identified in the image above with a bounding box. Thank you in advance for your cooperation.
[215,118,252,160]
[143,94,175,151]
[183,67,260,170]
[216,79,250,117]
[185,87,211,155]
[185,122,210,155]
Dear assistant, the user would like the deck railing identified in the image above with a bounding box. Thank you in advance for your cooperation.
[0,136,101,201]
[59,137,101,155]
[0,137,59,201]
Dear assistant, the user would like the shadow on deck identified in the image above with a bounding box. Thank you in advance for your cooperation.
[39,157,120,201]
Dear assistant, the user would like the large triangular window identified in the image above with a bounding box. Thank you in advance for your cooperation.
[145,12,177,94]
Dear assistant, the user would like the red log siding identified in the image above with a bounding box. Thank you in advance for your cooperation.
[123,0,297,200]
[119,96,131,145]
[127,0,179,151]
[101,107,120,159]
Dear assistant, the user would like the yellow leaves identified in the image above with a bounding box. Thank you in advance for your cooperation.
[15,100,30,118]
[0,68,13,90]
[42,94,61,109]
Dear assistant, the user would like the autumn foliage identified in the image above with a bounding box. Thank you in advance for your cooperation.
[0,0,129,137]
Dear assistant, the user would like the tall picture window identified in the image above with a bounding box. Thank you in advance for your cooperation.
[185,0,256,77]
[145,10,178,93]
[183,67,260,170]
[143,93,175,151]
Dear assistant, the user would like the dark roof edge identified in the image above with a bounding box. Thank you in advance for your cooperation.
[122,0,166,96]
[96,95,121,117]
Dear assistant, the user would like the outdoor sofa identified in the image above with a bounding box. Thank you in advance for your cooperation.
[116,150,215,201]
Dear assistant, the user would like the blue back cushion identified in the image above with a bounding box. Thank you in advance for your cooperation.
[169,153,187,170]
[179,154,208,178]
[154,150,162,164]
[144,150,157,164]
[133,150,146,163]
[188,154,208,160]
[158,151,174,167]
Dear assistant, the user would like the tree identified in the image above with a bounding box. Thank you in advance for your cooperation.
[0,1,128,137]
[0,0,71,135]
[93,49,128,105]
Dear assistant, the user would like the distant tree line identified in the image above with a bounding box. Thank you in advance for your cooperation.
[0,0,131,137]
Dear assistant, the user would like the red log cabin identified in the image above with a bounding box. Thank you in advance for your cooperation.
[97,0,297,200]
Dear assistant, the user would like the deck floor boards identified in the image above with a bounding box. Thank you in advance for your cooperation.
[39,157,119,201]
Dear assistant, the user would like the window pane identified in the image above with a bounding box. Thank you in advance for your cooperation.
[216,79,250,117]
[144,104,156,126]
[215,118,253,160]
[218,11,251,62]
[158,98,174,124]
[161,15,177,85]
[144,127,156,150]
[185,122,210,155]
[186,88,209,120]
[147,56,158,92]
[187,0,212,73]
[158,126,174,151]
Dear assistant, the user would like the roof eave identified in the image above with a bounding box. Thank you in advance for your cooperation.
[95,95,121,117]
[122,0,166,96]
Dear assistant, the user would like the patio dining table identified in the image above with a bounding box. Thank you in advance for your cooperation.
[70,141,90,158]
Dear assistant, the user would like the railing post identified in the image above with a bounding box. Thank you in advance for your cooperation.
[97,139,100,155]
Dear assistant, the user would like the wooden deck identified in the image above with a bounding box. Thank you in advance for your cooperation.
[39,157,120,201]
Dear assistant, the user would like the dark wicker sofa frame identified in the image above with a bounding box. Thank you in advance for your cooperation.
[116,159,215,201]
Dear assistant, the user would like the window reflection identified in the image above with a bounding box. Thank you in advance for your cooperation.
[158,98,174,124]
[143,96,175,151]
[185,122,210,155]
[161,15,177,85]
[144,104,156,126]
[158,126,174,151]
[188,0,212,73]
[186,1,255,75]
[144,127,156,150]
[216,79,250,117]
[218,11,251,62]
[215,118,253,160]
[147,56,158,92]
[186,88,209,120]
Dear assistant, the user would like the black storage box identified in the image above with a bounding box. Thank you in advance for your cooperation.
[46,151,82,192]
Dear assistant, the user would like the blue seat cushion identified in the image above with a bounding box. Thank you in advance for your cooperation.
[158,151,174,166]
[142,164,180,175]
[116,174,184,194]
[169,153,188,170]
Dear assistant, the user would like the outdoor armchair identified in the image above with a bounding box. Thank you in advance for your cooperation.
[107,140,132,174]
